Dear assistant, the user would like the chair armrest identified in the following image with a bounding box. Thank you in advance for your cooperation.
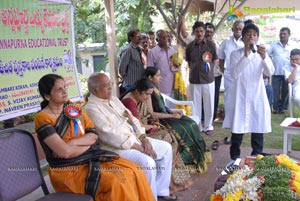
[161,93,194,107]
[288,83,292,97]
[288,83,293,118]
[169,108,186,115]
[161,93,196,115]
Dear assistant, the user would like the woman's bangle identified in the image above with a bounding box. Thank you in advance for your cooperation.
[139,135,146,141]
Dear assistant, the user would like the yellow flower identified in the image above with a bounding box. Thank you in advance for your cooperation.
[256,154,264,160]
[224,189,243,201]
[276,154,300,172]
[174,71,190,115]
[291,170,300,183]
[172,48,184,66]
[290,180,300,194]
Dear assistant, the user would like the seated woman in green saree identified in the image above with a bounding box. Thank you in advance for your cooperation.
[145,67,209,173]
[121,78,193,193]
[34,74,154,201]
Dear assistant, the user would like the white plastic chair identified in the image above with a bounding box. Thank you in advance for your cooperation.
[160,93,200,124]
[285,69,296,117]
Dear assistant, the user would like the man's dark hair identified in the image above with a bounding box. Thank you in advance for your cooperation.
[280,27,291,35]
[205,22,215,31]
[290,48,300,56]
[192,21,205,33]
[127,28,140,43]
[147,31,155,35]
[244,19,254,26]
[242,23,259,38]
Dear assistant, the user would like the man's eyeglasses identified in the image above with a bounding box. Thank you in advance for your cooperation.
[99,82,114,89]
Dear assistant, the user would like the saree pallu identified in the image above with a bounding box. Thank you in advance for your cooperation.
[34,108,155,201]
[151,89,208,173]
[138,102,191,185]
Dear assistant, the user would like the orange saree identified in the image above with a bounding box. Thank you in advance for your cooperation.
[34,110,154,201]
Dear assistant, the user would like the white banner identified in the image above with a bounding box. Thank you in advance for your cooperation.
[0,0,82,121]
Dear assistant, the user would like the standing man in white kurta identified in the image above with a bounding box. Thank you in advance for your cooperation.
[218,21,244,118]
[85,73,174,200]
[222,24,275,160]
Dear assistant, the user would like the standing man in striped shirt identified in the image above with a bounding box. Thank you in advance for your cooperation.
[119,29,145,91]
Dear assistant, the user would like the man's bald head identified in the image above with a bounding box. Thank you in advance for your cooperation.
[87,72,113,99]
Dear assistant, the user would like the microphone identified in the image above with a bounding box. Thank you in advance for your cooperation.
[250,43,256,53]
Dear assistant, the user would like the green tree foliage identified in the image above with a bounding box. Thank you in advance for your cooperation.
[73,0,248,47]
[73,0,156,47]
[73,0,106,43]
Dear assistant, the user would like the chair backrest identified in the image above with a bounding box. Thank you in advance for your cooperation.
[160,93,200,124]
[0,128,49,201]
[288,83,294,117]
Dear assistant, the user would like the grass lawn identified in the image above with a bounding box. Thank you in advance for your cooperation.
[203,92,300,151]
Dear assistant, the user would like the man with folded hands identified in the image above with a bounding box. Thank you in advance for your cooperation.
[85,72,176,201]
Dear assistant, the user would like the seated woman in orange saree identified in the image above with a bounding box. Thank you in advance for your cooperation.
[34,74,154,201]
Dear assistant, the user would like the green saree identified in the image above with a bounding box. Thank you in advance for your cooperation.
[151,88,208,173]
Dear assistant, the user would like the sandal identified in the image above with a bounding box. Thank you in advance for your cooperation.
[158,194,178,201]
[170,179,193,194]
[211,140,219,150]
[170,184,186,194]
[223,137,231,145]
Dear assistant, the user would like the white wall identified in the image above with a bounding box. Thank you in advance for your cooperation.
[77,51,106,78]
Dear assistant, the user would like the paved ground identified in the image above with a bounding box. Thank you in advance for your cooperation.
[18,145,300,201]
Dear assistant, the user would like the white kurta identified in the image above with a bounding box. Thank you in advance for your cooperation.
[85,94,173,198]
[222,47,275,133]
[218,36,244,113]
[284,63,300,109]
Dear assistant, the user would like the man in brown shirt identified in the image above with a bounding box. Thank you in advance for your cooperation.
[185,21,218,135]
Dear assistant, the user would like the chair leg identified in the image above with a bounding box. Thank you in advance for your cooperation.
[290,101,293,118]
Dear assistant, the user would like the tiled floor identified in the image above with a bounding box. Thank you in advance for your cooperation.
[18,145,300,201]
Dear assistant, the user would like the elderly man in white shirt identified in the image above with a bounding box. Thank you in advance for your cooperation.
[85,73,175,201]
[284,48,300,110]
[218,21,244,117]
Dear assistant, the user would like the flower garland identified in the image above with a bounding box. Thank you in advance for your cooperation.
[211,154,300,201]
[211,166,263,201]
[172,47,191,116]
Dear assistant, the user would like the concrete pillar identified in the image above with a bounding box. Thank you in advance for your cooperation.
[104,0,119,96]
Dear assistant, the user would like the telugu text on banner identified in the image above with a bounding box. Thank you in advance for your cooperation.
[0,0,82,121]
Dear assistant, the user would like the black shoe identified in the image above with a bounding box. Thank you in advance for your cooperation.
[273,109,284,114]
